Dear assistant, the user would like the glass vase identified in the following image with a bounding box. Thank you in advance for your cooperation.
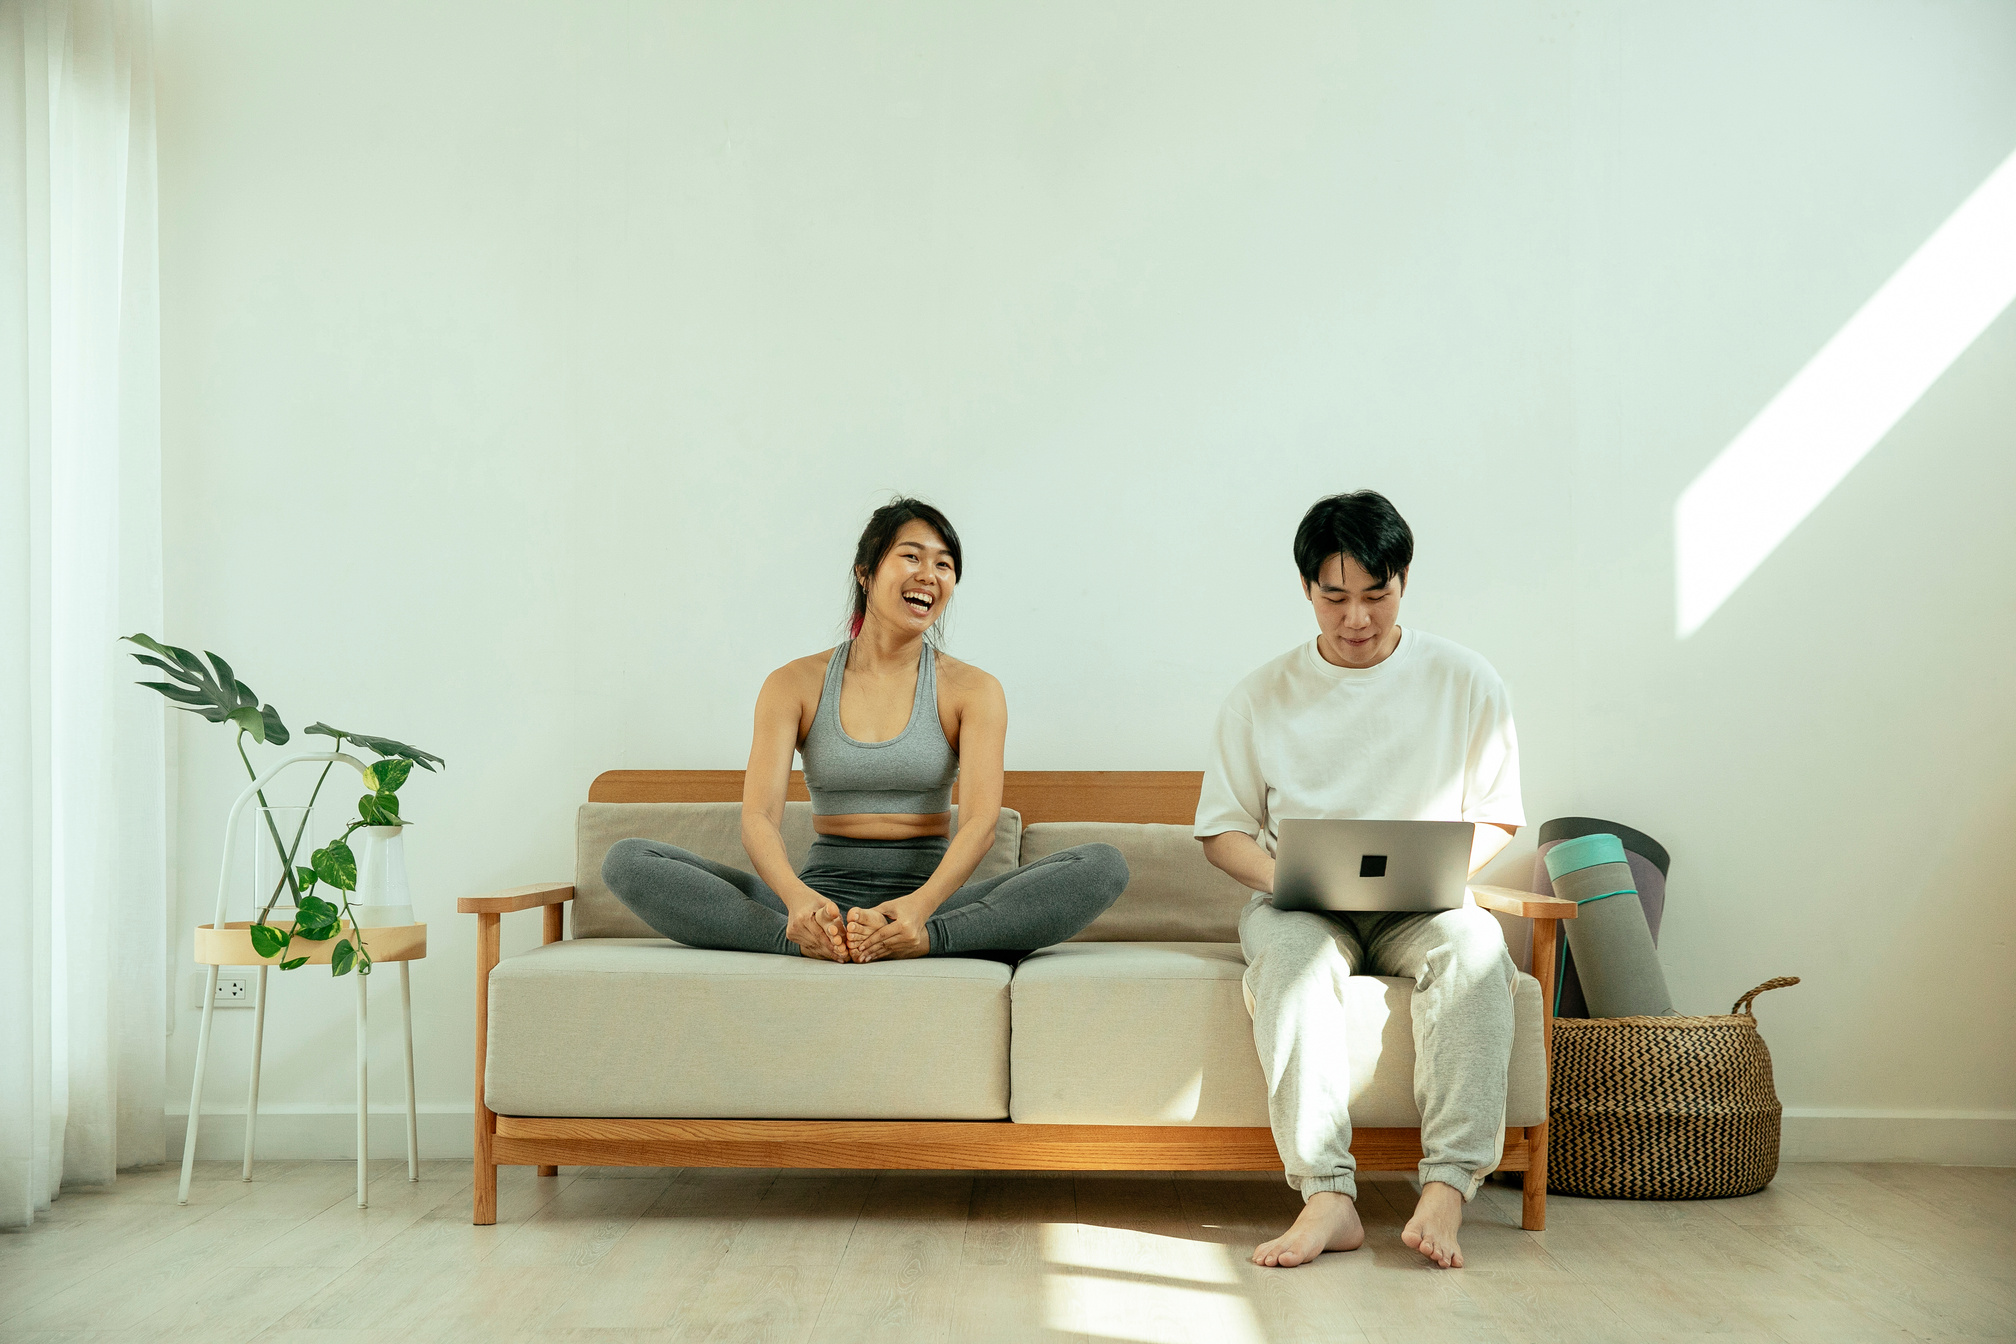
[251,804,329,919]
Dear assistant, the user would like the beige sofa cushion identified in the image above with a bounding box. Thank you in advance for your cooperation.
[573,802,1022,939]
[1008,942,1548,1128]
[1022,821,1251,943]
[485,939,1010,1118]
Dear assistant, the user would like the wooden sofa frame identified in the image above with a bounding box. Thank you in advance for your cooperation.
[462,769,1576,1228]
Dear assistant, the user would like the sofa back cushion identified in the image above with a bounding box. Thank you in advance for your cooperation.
[573,801,1023,939]
[1023,821,1251,944]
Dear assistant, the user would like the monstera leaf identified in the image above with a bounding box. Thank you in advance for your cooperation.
[306,723,444,772]
[123,634,289,744]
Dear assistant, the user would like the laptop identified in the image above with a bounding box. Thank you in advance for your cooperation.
[1270,818,1475,913]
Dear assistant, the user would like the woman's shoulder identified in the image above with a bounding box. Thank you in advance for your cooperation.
[765,647,841,695]
[933,650,1003,700]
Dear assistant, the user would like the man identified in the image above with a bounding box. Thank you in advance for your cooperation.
[1196,491,1524,1270]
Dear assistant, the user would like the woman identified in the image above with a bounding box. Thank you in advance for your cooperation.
[604,498,1127,962]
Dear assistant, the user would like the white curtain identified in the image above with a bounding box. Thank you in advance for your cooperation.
[0,0,167,1228]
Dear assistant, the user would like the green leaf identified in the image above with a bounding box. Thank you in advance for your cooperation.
[363,758,413,794]
[312,840,357,892]
[294,894,340,940]
[280,957,308,970]
[249,923,288,958]
[357,793,402,827]
[227,706,267,741]
[295,865,318,894]
[131,654,187,679]
[138,680,213,708]
[122,635,289,739]
[126,633,204,675]
[306,723,444,772]
[331,939,356,976]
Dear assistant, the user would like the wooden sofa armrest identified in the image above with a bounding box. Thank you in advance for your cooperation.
[1469,881,1575,1229]
[458,883,575,915]
[1469,885,1578,920]
[466,882,575,1207]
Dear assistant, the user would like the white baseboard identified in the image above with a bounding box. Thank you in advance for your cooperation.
[167,1105,2015,1167]
[1780,1108,2016,1165]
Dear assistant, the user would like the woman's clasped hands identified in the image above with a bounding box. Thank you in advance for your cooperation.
[782,890,931,962]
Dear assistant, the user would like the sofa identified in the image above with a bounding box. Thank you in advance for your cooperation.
[460,770,1576,1228]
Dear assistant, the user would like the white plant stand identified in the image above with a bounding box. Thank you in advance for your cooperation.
[177,752,427,1209]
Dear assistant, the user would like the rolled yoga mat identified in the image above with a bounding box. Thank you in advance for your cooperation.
[1533,817,1669,1017]
[1544,832,1675,1018]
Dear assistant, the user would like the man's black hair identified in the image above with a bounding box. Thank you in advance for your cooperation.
[1293,491,1413,589]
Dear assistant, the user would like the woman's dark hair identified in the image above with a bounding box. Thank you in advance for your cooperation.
[1293,491,1413,589]
[848,497,963,639]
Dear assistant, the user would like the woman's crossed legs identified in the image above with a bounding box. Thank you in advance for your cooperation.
[601,838,1127,960]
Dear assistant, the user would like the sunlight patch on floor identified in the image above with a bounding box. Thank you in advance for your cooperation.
[1040,1222,1263,1344]
[1674,147,2016,637]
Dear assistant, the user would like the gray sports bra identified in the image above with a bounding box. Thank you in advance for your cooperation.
[798,640,960,816]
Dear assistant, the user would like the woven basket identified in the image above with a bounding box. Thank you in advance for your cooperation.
[1548,976,1799,1199]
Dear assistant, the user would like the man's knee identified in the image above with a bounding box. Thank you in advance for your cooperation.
[1425,907,1516,987]
[1447,906,1512,958]
[1242,908,1350,1002]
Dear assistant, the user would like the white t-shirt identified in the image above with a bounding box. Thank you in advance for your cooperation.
[1194,628,1525,853]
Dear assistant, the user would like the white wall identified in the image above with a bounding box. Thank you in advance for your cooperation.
[152,1,2016,1163]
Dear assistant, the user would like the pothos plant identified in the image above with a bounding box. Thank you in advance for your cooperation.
[124,633,446,978]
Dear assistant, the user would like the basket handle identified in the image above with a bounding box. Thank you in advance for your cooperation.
[1731,976,1800,1015]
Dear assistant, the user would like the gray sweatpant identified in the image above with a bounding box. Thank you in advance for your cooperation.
[1239,895,1516,1204]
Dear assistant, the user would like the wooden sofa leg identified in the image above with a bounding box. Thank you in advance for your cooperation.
[474,911,500,1225]
[475,1152,498,1225]
[1525,913,1559,1232]
[1521,1120,1548,1230]
[535,900,563,1178]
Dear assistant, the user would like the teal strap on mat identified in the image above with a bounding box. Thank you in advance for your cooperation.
[1559,861,1637,904]
[1544,831,1627,879]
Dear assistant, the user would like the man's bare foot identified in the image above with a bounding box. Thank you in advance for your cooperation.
[1251,1191,1364,1268]
[1401,1181,1466,1268]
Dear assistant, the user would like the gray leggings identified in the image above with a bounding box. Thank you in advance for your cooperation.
[602,833,1128,958]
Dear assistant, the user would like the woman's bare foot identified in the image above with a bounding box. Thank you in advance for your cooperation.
[793,919,850,961]
[1401,1181,1466,1268]
[844,905,890,962]
[845,900,930,961]
[1251,1191,1364,1268]
[784,898,851,961]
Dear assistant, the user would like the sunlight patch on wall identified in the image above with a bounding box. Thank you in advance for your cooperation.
[1675,149,2016,637]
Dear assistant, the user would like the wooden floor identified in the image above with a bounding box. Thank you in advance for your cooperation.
[0,1160,2009,1344]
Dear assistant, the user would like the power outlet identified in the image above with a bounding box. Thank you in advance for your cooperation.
[209,974,253,1008]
